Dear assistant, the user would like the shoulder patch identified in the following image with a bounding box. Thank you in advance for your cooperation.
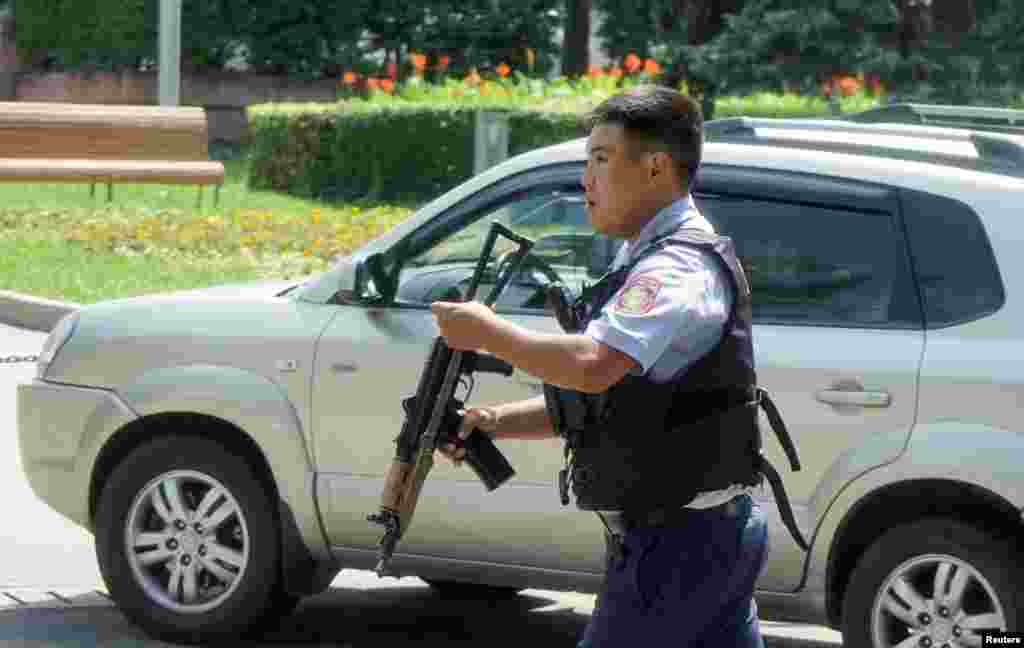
[613,274,661,314]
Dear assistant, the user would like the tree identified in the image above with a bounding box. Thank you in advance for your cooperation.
[660,0,746,46]
[666,0,1024,107]
[594,0,744,68]
[594,0,659,62]
[562,0,591,77]
[416,1,564,77]
[16,0,149,70]
[14,0,565,79]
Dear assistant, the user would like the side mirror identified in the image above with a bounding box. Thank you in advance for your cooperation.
[356,253,396,304]
[335,252,395,305]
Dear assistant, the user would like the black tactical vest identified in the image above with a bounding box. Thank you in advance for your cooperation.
[544,227,809,549]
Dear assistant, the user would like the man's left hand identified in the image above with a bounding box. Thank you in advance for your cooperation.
[430,300,497,350]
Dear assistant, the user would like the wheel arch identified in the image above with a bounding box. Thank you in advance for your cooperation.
[89,412,337,597]
[824,478,1023,627]
[89,412,271,524]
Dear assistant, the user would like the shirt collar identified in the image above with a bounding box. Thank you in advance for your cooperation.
[614,195,698,269]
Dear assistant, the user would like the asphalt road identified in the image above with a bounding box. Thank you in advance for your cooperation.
[0,321,844,647]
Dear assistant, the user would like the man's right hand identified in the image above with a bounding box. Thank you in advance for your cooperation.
[438,406,499,467]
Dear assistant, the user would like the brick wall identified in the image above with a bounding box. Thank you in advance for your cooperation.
[12,70,339,143]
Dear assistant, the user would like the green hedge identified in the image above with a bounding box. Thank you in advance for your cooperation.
[248,103,586,204]
[246,92,875,205]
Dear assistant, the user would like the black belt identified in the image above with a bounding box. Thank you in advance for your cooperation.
[598,497,744,536]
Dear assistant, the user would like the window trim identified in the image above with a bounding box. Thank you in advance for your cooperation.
[694,165,925,331]
[695,163,900,214]
[897,187,1007,330]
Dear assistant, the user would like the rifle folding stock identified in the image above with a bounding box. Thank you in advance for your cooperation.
[367,222,534,577]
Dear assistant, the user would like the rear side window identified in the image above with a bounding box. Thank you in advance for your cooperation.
[899,190,1005,329]
[697,195,921,329]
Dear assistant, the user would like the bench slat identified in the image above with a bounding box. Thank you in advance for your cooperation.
[0,102,210,160]
[0,102,209,130]
[1,127,207,161]
[0,159,224,185]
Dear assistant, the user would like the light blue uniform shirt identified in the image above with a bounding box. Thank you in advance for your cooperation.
[585,196,757,509]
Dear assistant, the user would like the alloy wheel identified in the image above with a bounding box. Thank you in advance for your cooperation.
[871,553,1006,648]
[124,469,251,614]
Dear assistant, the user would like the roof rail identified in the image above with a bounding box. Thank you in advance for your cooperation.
[846,103,1024,136]
[704,116,1024,176]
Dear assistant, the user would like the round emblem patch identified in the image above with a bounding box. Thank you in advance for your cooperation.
[614,275,661,314]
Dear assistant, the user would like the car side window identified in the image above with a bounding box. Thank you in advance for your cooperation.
[696,194,920,329]
[899,189,1005,328]
[396,185,614,311]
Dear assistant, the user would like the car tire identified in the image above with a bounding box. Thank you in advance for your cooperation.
[423,578,520,599]
[841,518,1022,648]
[247,585,302,634]
[95,435,284,644]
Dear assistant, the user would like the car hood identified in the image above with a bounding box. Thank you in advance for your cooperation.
[45,285,339,391]
[153,276,313,300]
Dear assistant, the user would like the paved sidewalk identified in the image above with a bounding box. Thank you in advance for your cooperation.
[0,583,844,648]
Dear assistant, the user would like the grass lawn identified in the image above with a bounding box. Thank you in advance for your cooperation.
[0,151,415,304]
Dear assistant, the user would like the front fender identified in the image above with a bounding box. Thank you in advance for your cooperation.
[86,364,329,561]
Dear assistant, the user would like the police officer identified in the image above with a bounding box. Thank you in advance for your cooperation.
[432,85,801,647]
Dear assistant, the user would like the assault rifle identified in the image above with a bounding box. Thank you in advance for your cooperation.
[367,222,535,577]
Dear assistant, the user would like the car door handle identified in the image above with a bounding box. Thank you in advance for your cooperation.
[815,389,891,408]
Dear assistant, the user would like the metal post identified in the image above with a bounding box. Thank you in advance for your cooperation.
[158,0,182,106]
[474,111,510,175]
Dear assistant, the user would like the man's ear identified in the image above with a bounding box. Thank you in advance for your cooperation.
[648,151,670,180]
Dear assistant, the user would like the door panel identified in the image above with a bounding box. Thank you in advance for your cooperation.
[312,305,606,572]
[313,172,612,573]
[750,326,921,591]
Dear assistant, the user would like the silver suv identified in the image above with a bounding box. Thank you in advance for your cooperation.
[17,104,1024,646]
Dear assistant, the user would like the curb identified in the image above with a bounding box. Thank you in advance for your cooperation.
[0,290,80,334]
[0,588,112,610]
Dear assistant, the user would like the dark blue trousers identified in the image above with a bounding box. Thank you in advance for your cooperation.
[578,494,769,648]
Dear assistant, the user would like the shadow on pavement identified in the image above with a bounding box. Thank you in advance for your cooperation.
[0,586,842,647]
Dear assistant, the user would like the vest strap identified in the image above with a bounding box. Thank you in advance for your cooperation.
[755,388,808,550]
[758,455,809,550]
[757,388,800,471]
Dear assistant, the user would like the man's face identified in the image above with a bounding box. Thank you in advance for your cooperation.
[583,123,655,239]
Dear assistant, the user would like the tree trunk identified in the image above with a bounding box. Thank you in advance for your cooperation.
[562,0,590,77]
[931,0,974,39]
[896,0,933,80]
[660,0,743,45]
[0,6,15,100]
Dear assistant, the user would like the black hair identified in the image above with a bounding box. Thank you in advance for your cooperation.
[586,85,703,189]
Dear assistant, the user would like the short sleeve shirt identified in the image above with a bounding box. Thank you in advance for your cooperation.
[584,195,757,508]
[585,195,733,383]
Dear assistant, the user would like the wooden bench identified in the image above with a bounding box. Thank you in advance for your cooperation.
[0,102,225,206]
